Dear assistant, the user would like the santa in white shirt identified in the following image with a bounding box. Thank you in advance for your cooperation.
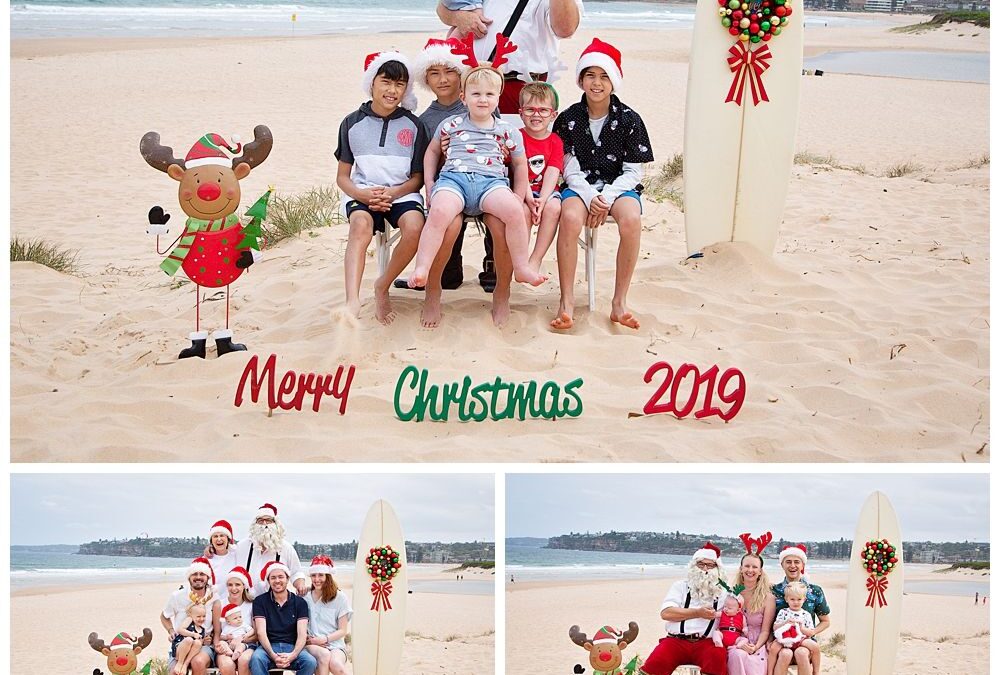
[231,503,307,597]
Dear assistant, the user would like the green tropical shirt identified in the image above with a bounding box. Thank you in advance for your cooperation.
[772,578,831,624]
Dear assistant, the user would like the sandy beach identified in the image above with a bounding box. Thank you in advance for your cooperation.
[9,15,989,461]
[10,565,494,674]
[506,564,989,674]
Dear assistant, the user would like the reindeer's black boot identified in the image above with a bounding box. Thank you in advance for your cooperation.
[179,331,208,359]
[213,329,246,356]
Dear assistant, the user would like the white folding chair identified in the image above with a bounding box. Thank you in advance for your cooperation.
[578,220,607,312]
[375,228,401,278]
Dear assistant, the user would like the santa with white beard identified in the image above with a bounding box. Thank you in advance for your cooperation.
[232,503,307,597]
[639,542,728,675]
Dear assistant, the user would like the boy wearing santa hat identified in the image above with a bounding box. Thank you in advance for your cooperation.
[767,544,831,675]
[336,50,429,325]
[160,558,222,675]
[551,37,653,332]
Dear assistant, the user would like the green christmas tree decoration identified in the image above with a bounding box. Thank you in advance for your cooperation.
[623,655,643,675]
[238,189,272,250]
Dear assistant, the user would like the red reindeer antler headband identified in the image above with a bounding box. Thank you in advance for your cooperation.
[450,32,518,72]
[739,532,774,556]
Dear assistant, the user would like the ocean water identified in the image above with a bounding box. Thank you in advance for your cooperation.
[10,0,877,39]
[506,545,987,597]
[805,50,989,84]
[10,549,490,595]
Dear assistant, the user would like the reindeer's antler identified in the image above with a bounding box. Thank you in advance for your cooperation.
[88,632,107,653]
[232,125,273,171]
[621,622,639,645]
[135,628,153,651]
[450,33,479,67]
[139,132,185,173]
[739,533,754,555]
[755,532,773,555]
[568,625,590,648]
[490,33,518,70]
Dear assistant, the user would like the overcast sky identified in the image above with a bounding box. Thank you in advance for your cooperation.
[11,474,494,545]
[507,474,989,541]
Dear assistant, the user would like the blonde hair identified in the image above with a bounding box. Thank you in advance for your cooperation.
[784,581,807,599]
[462,67,504,93]
[732,553,773,615]
[519,82,557,108]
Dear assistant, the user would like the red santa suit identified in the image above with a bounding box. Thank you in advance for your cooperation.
[641,578,727,675]
[716,611,745,648]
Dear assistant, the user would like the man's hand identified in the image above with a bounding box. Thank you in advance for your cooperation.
[696,606,719,620]
[273,653,291,669]
[293,578,309,596]
[355,187,386,207]
[370,187,395,213]
[587,195,611,228]
[452,8,492,38]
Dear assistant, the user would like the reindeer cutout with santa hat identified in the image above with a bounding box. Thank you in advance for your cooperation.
[569,622,642,675]
[88,629,152,675]
[139,126,273,359]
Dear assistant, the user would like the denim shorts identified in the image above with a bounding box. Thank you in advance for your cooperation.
[433,171,511,217]
[560,188,643,214]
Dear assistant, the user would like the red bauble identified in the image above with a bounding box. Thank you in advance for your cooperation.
[775,6,786,16]
[762,33,772,40]
[733,9,743,19]
[785,7,793,15]
[750,22,760,32]
[729,27,739,35]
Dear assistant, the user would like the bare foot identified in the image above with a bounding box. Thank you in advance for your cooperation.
[513,265,548,287]
[421,294,443,328]
[346,297,362,318]
[172,665,184,675]
[373,279,395,325]
[550,310,574,331]
[610,304,640,329]
[408,267,429,289]
[492,286,511,328]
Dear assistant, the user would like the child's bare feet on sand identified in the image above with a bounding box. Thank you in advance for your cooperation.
[492,286,511,328]
[420,294,443,328]
[373,279,396,325]
[408,267,429,289]
[610,303,640,329]
[550,303,574,330]
[513,265,547,287]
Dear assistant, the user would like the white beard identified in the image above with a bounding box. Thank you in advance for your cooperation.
[687,562,726,602]
[249,520,286,553]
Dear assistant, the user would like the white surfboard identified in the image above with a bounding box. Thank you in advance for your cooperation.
[683,0,804,256]
[352,499,408,675]
[845,491,904,675]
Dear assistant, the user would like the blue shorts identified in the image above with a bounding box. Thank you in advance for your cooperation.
[346,199,423,234]
[532,190,562,201]
[433,171,511,217]
[560,188,643,214]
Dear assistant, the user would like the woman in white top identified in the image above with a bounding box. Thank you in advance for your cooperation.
[214,566,257,675]
[304,555,353,675]
[206,519,238,598]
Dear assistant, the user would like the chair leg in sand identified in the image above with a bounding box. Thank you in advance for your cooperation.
[578,225,598,312]
[375,228,402,278]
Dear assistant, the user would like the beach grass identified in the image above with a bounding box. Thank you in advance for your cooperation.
[891,11,990,33]
[262,186,345,245]
[10,236,79,274]
[885,162,922,178]
[957,153,990,169]
[822,632,846,660]
[645,154,685,211]
[946,561,990,571]
[144,657,168,675]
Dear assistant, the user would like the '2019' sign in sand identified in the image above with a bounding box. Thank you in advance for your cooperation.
[233,355,746,422]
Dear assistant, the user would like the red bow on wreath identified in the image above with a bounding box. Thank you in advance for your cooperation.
[726,42,772,106]
[370,580,393,611]
[865,575,888,608]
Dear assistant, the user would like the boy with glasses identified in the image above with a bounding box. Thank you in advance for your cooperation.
[518,81,563,272]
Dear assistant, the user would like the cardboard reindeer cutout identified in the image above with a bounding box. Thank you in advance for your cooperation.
[569,623,641,675]
[140,126,273,359]
[88,629,152,675]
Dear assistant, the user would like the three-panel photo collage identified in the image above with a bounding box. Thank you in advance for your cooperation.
[7,1,990,674]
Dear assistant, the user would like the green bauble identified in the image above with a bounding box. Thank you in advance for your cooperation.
[781,16,788,24]
[750,35,761,42]
[763,7,771,14]
[775,0,785,4]
[761,21,771,30]
[729,0,741,7]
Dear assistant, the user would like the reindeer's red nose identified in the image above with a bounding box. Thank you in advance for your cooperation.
[599,653,612,662]
[116,656,129,666]
[197,182,222,201]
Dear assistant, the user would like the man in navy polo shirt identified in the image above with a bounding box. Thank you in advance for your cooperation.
[250,561,317,675]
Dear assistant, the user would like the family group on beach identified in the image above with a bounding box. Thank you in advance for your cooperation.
[627,538,831,675]
[160,504,350,675]
[333,0,653,330]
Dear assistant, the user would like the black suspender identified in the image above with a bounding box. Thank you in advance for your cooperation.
[245,545,281,573]
[487,0,532,61]
[678,591,718,637]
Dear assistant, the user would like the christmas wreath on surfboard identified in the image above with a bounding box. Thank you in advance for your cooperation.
[715,0,794,106]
